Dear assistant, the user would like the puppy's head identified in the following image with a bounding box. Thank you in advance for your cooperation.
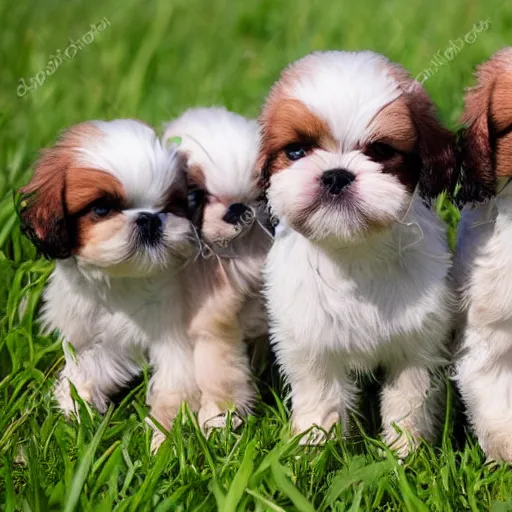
[20,120,195,277]
[162,107,262,249]
[458,48,512,204]
[258,51,456,245]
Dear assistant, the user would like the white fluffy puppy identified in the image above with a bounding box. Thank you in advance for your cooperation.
[453,48,512,461]
[162,107,271,432]
[258,51,456,455]
[19,120,199,445]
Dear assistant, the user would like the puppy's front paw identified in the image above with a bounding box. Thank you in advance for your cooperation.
[146,415,173,454]
[382,425,418,459]
[54,378,76,417]
[292,410,340,445]
[297,426,333,446]
[481,432,512,462]
[202,413,243,438]
[147,390,187,453]
[198,401,243,437]
[54,377,104,417]
[150,427,168,454]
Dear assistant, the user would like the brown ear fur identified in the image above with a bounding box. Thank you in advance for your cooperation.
[19,146,75,259]
[405,85,457,201]
[458,58,498,204]
[389,64,456,202]
[255,143,271,192]
[19,123,103,258]
[458,48,512,204]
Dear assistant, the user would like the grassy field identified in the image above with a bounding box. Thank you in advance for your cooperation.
[1,0,512,509]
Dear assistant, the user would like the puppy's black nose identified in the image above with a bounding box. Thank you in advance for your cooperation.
[136,212,162,244]
[321,169,355,195]
[222,203,250,225]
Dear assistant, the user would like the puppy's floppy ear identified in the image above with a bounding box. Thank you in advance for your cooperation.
[456,123,494,206]
[18,146,74,259]
[457,71,496,205]
[456,51,512,204]
[255,142,271,192]
[403,81,457,202]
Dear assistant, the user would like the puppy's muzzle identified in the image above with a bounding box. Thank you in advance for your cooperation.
[222,203,254,225]
[321,169,355,196]
[136,212,164,245]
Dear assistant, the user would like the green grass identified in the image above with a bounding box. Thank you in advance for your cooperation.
[1,0,512,509]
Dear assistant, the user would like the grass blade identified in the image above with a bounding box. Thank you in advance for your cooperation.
[270,461,315,512]
[63,408,113,512]
[224,440,256,512]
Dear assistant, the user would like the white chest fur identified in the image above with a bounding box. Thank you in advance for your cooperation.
[42,259,186,354]
[265,200,452,371]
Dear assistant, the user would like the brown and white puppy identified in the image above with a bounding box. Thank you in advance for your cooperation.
[453,48,512,461]
[162,107,272,432]
[19,120,199,453]
[259,51,455,456]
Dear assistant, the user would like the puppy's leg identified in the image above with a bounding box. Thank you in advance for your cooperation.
[55,341,140,416]
[456,342,512,461]
[380,364,443,457]
[284,353,357,444]
[147,338,200,452]
[192,284,254,434]
[194,330,253,433]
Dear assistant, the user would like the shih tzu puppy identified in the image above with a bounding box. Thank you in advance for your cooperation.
[19,120,200,447]
[162,107,271,432]
[258,51,456,455]
[453,48,512,461]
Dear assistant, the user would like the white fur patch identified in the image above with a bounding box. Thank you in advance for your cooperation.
[162,107,260,200]
[454,181,512,461]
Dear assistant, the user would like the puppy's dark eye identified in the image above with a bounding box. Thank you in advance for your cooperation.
[366,142,398,161]
[89,199,119,218]
[187,188,206,213]
[283,143,310,161]
[92,205,111,217]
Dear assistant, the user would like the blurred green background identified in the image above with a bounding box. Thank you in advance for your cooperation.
[1,0,512,510]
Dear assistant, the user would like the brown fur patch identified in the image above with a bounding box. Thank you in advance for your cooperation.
[188,262,254,419]
[186,163,206,188]
[258,93,334,185]
[496,132,512,176]
[20,147,72,255]
[77,212,126,252]
[491,73,512,134]
[260,97,333,155]
[386,63,457,201]
[368,98,417,152]
[369,148,421,193]
[19,123,127,258]
[66,169,125,214]
[366,97,421,192]
[160,155,189,218]
[459,48,512,202]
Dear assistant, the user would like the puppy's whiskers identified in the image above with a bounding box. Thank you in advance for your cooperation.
[470,200,496,228]
[308,250,337,293]
[396,185,424,257]
[215,252,231,284]
[468,181,511,229]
